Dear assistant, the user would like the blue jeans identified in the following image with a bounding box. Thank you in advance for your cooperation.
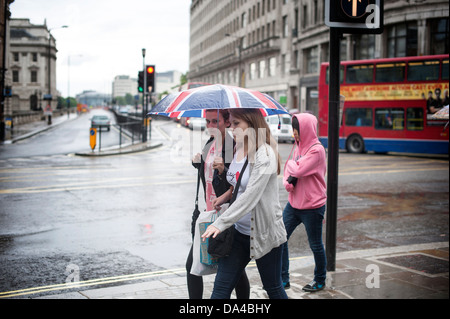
[281,203,326,285]
[211,228,287,299]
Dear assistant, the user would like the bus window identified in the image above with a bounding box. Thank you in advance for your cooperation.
[442,59,449,80]
[375,63,405,83]
[407,60,440,81]
[345,108,373,126]
[346,65,374,84]
[375,108,404,130]
[406,108,424,130]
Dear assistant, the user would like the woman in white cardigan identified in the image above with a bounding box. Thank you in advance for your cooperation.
[202,108,288,299]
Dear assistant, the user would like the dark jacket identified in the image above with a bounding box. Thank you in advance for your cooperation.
[192,132,235,200]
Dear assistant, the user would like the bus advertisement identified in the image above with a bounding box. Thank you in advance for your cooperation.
[318,55,449,155]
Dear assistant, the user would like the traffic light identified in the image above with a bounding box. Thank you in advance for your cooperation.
[146,65,155,93]
[325,0,383,34]
[138,71,144,93]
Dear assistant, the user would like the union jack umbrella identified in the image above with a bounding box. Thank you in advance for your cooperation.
[148,84,288,118]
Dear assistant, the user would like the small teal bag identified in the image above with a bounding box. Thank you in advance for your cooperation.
[199,212,219,266]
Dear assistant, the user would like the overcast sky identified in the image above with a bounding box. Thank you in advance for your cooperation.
[10,0,191,97]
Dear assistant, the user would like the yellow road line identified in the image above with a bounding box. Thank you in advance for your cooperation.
[0,256,308,299]
[0,267,186,299]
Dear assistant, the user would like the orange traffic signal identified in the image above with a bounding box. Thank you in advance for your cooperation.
[146,65,155,93]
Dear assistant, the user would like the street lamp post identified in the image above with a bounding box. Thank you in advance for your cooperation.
[142,48,148,142]
[67,54,82,117]
[47,25,68,124]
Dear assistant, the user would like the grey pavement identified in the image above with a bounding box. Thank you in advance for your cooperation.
[1,116,448,300]
[11,241,447,299]
[2,112,79,144]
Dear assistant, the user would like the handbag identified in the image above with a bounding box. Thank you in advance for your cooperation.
[207,159,248,259]
[190,204,228,276]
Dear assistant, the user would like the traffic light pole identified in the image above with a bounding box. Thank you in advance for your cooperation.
[325,27,342,272]
[142,49,148,143]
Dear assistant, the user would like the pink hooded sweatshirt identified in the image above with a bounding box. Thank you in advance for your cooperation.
[283,113,327,210]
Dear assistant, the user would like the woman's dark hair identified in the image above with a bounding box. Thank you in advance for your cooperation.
[292,116,299,132]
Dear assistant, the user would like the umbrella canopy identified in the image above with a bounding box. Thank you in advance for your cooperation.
[149,84,288,118]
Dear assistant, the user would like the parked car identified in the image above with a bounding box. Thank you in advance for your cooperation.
[91,115,111,131]
[266,114,294,143]
[188,117,206,130]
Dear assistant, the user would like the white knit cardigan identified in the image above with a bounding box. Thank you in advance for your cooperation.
[212,143,287,260]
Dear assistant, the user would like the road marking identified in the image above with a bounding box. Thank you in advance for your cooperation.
[0,267,186,299]
[0,256,309,299]
[0,176,197,194]
[0,166,447,194]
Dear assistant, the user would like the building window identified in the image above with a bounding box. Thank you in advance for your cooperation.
[282,16,288,38]
[353,34,376,60]
[306,47,319,74]
[32,53,38,62]
[387,22,418,57]
[429,18,449,55]
[12,70,19,82]
[259,60,266,78]
[302,4,308,29]
[313,0,318,25]
[269,57,276,77]
[250,62,257,80]
[31,71,38,82]
[293,50,298,69]
[13,52,19,62]
[242,12,247,28]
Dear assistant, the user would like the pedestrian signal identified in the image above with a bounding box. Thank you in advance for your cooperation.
[325,0,383,34]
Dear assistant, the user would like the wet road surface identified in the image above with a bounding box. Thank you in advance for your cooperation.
[0,118,448,298]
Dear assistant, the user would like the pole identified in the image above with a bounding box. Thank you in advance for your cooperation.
[142,49,147,143]
[325,27,342,272]
[1,0,9,141]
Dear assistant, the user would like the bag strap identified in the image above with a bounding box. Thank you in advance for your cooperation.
[230,158,248,205]
[195,168,200,209]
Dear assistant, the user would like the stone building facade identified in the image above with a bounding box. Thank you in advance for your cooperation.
[188,0,449,115]
[8,18,60,113]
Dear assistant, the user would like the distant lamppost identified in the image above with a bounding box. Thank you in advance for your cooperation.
[47,25,68,124]
[142,48,148,142]
[67,54,82,117]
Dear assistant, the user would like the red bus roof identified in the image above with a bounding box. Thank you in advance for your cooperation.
[321,54,449,67]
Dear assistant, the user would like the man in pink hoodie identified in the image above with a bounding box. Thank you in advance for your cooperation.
[282,112,327,292]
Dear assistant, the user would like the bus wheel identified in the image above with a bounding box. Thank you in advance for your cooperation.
[346,134,364,153]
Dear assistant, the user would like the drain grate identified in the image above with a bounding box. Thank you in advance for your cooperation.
[379,254,449,275]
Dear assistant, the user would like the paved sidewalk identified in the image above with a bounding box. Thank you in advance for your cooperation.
[30,241,448,300]
[2,113,79,144]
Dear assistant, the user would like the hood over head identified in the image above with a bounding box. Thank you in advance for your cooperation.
[292,113,320,156]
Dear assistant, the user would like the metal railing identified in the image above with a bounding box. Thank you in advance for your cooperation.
[94,120,144,152]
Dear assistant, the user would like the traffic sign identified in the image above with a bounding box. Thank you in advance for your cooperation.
[325,0,383,34]
[90,128,97,151]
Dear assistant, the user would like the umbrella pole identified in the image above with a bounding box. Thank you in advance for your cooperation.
[216,109,220,157]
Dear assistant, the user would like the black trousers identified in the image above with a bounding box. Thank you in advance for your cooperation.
[185,244,250,299]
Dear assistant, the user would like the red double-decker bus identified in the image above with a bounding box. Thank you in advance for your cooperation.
[318,55,449,155]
